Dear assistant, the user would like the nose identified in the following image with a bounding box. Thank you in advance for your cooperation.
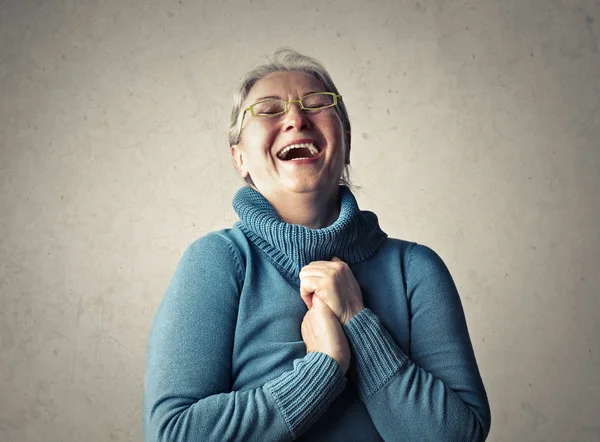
[283,101,311,131]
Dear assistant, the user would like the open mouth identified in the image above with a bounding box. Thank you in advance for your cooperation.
[276,142,320,161]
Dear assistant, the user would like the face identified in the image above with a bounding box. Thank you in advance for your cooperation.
[231,71,348,201]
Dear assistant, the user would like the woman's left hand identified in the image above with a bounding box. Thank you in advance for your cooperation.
[299,257,364,326]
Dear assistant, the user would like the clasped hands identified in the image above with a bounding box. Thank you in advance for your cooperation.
[299,257,364,375]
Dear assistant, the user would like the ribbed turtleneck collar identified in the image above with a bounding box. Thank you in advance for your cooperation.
[232,186,387,285]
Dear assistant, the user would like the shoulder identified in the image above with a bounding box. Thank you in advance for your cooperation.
[393,241,459,302]
[380,237,446,267]
[376,237,421,269]
[185,229,241,255]
[380,238,453,284]
[405,243,449,274]
[177,229,246,282]
[380,237,417,255]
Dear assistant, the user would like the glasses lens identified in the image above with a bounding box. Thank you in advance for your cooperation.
[302,93,335,109]
[252,100,286,116]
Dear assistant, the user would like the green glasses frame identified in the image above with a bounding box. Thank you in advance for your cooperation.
[240,92,342,129]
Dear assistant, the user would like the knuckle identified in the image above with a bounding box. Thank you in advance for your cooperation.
[331,262,346,273]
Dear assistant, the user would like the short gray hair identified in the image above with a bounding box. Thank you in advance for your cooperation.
[228,49,353,187]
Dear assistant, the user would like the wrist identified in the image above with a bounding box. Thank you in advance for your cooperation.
[342,305,364,326]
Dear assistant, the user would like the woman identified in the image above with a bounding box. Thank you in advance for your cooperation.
[144,49,491,441]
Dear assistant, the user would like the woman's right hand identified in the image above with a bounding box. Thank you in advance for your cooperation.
[301,295,351,375]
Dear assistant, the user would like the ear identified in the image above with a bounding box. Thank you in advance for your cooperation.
[230,145,249,178]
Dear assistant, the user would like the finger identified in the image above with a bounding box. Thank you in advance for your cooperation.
[301,261,337,272]
[300,276,319,309]
[301,274,335,303]
[299,274,318,292]
[305,260,335,266]
[300,287,313,309]
[330,257,349,272]
[299,266,330,278]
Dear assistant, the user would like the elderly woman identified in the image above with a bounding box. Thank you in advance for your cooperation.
[144,49,491,441]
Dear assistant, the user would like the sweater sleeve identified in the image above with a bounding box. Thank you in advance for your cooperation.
[343,244,491,441]
[143,233,346,442]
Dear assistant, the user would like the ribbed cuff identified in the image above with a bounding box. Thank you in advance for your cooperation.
[264,352,346,439]
[344,308,408,400]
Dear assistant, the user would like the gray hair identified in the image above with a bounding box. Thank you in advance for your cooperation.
[228,49,353,187]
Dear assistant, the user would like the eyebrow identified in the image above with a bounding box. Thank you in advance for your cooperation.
[254,95,282,102]
[253,91,323,102]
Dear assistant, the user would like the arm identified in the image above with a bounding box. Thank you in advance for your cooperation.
[343,244,491,441]
[143,233,346,441]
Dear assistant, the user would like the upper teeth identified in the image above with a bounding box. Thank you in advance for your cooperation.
[278,143,319,159]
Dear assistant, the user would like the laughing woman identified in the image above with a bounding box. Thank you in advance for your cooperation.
[143,49,491,441]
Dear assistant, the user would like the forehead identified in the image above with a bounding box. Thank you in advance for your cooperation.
[246,71,325,102]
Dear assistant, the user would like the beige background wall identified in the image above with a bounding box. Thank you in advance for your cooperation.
[1,0,599,441]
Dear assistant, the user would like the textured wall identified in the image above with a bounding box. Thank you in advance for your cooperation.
[1,0,599,441]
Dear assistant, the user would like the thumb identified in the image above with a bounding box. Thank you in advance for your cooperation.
[331,256,343,263]
[312,295,326,310]
[312,295,333,315]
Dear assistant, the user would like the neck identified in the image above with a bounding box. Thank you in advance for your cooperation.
[232,184,388,283]
[265,186,341,229]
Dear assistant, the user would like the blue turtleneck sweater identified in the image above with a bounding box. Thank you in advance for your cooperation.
[144,186,491,441]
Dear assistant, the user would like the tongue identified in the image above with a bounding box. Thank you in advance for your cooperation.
[285,147,314,160]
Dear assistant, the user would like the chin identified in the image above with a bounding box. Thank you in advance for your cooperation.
[283,178,338,195]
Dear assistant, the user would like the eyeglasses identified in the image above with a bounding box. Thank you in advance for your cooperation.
[240,92,342,129]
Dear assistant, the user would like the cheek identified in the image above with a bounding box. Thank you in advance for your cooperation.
[327,118,346,155]
[325,113,344,142]
[242,125,278,166]
[331,121,348,167]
